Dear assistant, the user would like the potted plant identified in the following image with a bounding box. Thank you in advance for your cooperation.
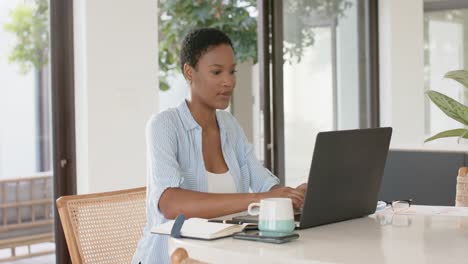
[425,69,468,207]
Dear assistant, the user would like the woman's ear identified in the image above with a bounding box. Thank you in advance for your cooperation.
[183,63,192,83]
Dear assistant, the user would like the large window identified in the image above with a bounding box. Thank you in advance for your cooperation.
[155,1,379,188]
[278,0,375,186]
[0,0,55,262]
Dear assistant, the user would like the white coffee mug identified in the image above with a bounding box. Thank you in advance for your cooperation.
[247,198,295,233]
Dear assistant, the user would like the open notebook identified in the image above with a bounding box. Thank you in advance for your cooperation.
[151,218,248,240]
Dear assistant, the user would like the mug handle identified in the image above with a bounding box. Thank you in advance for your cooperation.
[247,202,261,216]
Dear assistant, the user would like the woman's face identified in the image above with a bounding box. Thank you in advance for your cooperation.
[186,44,236,110]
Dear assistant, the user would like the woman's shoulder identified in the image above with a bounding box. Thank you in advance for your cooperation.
[216,110,245,138]
[146,107,180,134]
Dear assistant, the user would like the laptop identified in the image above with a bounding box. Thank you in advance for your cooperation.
[233,127,392,229]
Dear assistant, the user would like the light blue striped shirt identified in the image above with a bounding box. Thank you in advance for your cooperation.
[132,100,280,264]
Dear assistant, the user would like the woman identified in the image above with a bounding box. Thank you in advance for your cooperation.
[133,28,306,264]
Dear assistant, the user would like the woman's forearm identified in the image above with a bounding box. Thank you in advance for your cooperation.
[159,188,265,219]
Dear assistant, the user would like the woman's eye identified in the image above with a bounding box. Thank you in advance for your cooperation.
[212,71,221,75]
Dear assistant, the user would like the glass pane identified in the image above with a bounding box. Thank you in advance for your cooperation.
[0,0,55,262]
[283,0,360,187]
[283,27,334,187]
[424,8,468,146]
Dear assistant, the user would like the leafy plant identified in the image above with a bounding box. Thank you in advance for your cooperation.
[158,0,352,91]
[3,0,49,74]
[425,70,468,143]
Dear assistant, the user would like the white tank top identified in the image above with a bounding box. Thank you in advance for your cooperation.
[206,170,237,193]
[205,170,249,220]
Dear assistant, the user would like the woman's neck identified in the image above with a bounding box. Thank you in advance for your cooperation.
[186,100,218,130]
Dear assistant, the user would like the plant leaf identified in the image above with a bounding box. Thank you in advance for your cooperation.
[426,90,468,126]
[425,128,468,143]
[445,70,468,89]
[159,80,170,91]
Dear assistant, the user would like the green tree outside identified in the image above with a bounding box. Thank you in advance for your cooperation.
[3,0,50,172]
[158,0,352,91]
[3,0,48,74]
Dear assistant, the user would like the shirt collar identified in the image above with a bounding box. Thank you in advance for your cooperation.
[177,100,199,131]
[177,100,227,145]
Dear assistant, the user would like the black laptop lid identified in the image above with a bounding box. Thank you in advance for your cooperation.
[299,127,392,229]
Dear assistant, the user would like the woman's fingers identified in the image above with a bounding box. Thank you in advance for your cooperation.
[291,198,303,209]
[268,186,305,207]
[286,187,305,201]
[296,183,307,194]
[283,188,304,207]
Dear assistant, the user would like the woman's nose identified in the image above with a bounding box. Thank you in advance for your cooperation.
[222,75,235,88]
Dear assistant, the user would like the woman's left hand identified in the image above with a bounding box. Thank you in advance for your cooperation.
[295,183,307,195]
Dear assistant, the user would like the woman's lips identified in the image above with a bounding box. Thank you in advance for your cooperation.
[219,92,232,100]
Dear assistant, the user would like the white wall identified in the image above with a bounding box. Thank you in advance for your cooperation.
[74,0,158,193]
[0,0,37,179]
[379,0,426,149]
[232,62,254,142]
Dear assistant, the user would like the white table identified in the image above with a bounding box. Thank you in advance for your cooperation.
[168,206,468,264]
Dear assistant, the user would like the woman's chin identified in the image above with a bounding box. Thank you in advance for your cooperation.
[215,101,230,110]
[216,103,229,110]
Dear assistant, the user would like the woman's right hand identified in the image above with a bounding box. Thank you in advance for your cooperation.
[264,186,305,209]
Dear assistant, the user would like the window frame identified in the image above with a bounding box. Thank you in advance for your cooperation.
[50,0,77,262]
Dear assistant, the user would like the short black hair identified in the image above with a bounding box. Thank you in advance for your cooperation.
[180,28,234,77]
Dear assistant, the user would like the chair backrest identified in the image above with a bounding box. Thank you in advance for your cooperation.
[56,187,146,264]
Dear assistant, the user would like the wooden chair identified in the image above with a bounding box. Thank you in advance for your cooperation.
[171,248,208,264]
[56,187,146,264]
[456,167,468,207]
[0,174,54,262]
